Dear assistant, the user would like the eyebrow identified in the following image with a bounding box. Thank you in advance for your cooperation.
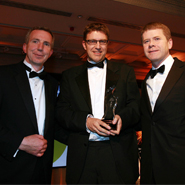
[31,38,51,43]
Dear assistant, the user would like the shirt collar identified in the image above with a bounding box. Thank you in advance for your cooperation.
[88,58,107,65]
[152,55,174,75]
[23,59,44,73]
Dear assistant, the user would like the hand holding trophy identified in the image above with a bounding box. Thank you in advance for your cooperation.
[102,86,118,130]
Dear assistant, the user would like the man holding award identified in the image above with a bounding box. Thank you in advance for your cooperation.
[56,22,140,184]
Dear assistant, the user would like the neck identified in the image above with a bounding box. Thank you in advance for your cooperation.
[88,58,106,64]
[152,55,170,68]
[24,59,44,72]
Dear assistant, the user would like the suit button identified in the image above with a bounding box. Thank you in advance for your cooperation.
[84,143,87,147]
[152,122,156,126]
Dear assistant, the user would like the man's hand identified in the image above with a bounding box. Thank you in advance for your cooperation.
[86,117,112,136]
[110,115,122,135]
[19,134,47,157]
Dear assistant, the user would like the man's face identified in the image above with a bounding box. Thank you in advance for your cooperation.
[82,31,108,63]
[23,30,53,71]
[142,29,173,68]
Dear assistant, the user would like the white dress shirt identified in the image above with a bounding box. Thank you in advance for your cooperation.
[87,60,109,141]
[146,55,174,111]
[24,60,46,135]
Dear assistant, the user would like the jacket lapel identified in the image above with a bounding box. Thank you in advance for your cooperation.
[15,62,38,132]
[142,72,153,115]
[106,61,119,93]
[154,58,184,112]
[75,63,92,111]
[43,76,55,135]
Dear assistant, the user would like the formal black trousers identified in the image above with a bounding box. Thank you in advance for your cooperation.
[78,140,124,184]
[30,157,47,184]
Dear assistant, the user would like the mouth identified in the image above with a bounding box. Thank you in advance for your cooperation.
[148,50,158,54]
[34,53,44,58]
[93,50,102,55]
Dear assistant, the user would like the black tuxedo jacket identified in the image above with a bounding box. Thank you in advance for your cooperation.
[56,60,140,184]
[140,58,185,184]
[0,62,68,184]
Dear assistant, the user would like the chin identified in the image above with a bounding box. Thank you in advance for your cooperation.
[95,58,104,63]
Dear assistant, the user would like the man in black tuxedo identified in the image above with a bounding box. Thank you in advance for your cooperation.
[140,22,185,184]
[56,23,140,184]
[0,27,68,184]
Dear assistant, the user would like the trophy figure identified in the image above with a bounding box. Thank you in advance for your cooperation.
[102,86,118,130]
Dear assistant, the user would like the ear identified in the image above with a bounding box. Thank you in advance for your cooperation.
[168,38,173,50]
[82,41,87,50]
[48,49,53,58]
[23,43,27,53]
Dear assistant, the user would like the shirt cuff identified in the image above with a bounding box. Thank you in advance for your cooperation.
[13,149,19,157]
[86,114,93,133]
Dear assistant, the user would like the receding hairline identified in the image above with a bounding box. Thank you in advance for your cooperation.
[25,26,55,48]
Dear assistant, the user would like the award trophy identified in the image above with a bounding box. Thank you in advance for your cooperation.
[102,86,118,130]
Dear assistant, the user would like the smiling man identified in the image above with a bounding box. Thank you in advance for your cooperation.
[0,27,68,184]
[23,29,54,71]
[56,22,140,184]
[140,22,185,184]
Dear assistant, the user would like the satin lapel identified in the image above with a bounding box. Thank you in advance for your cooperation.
[76,64,92,111]
[15,62,38,131]
[154,59,184,112]
[43,76,54,136]
[106,62,119,92]
[105,66,119,116]
[142,73,153,115]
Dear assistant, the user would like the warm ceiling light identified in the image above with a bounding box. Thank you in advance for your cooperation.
[77,15,83,19]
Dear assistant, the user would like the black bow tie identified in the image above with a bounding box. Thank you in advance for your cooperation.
[24,64,47,80]
[150,65,165,79]
[29,71,47,80]
[87,61,104,68]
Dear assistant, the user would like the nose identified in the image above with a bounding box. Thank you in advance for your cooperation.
[37,42,44,51]
[149,40,154,48]
[95,41,101,49]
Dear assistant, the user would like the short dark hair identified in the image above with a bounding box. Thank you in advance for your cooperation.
[25,26,55,48]
[141,22,171,42]
[83,22,109,41]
